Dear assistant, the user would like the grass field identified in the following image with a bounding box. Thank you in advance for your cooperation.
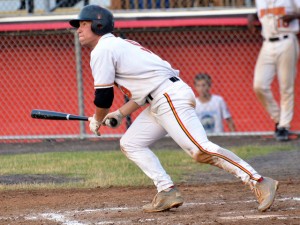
[0,144,291,190]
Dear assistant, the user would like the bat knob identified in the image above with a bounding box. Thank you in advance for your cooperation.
[105,118,119,128]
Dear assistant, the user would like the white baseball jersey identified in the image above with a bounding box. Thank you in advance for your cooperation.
[256,0,300,38]
[90,33,179,106]
[195,95,231,133]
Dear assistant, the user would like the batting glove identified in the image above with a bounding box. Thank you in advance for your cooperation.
[88,115,101,136]
[102,109,124,128]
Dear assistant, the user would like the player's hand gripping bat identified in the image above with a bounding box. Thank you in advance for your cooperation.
[31,109,118,127]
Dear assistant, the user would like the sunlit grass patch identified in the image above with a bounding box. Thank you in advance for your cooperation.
[0,144,293,190]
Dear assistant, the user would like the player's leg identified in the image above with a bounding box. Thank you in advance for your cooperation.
[276,36,299,138]
[154,84,278,211]
[155,85,261,185]
[253,43,280,125]
[120,106,172,192]
[120,106,183,212]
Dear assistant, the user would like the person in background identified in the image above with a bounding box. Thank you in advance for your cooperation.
[248,0,300,141]
[194,73,235,134]
[55,0,89,8]
[18,0,34,13]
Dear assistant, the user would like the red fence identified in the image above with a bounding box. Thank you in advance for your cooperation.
[0,17,299,141]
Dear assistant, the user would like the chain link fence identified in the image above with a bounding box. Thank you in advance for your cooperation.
[1,18,300,142]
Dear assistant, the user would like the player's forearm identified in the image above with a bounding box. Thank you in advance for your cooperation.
[248,13,258,23]
[94,107,110,122]
[119,100,140,117]
[247,13,259,33]
[281,13,300,24]
[293,13,300,19]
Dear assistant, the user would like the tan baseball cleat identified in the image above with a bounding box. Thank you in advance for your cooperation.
[142,187,184,212]
[252,177,279,212]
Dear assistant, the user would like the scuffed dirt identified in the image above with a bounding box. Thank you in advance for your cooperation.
[0,135,299,224]
[0,181,299,225]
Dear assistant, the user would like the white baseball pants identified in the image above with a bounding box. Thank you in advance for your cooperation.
[120,80,261,192]
[253,34,299,128]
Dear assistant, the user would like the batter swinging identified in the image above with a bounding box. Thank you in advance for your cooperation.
[70,5,279,213]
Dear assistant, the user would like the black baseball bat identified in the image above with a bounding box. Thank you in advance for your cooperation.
[31,109,88,121]
[31,109,118,127]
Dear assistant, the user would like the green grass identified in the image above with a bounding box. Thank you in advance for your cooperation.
[0,144,293,190]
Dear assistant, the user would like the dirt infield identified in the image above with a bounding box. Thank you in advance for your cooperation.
[0,136,300,224]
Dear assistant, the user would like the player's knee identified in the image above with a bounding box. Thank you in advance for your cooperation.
[253,83,260,92]
[253,84,268,94]
[254,86,271,101]
[200,141,220,152]
[120,136,136,155]
[193,151,215,164]
[191,141,220,163]
[120,138,131,158]
[120,136,129,152]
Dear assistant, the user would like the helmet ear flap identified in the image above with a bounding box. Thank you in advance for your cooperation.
[91,21,103,35]
[70,5,114,34]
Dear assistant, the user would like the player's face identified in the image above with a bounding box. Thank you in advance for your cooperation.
[77,21,100,48]
[194,80,211,97]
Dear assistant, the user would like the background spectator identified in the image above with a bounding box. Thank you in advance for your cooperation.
[55,0,89,8]
[194,73,235,133]
[18,0,34,13]
[249,0,300,141]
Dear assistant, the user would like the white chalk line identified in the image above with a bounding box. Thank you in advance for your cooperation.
[21,197,300,225]
[219,214,300,221]
[26,213,86,225]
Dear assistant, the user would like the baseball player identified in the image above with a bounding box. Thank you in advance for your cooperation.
[70,5,278,213]
[194,73,235,133]
[249,0,300,141]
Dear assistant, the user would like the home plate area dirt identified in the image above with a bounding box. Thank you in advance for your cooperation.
[0,180,299,224]
[0,136,300,224]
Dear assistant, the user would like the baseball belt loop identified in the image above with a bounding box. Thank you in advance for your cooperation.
[169,77,179,82]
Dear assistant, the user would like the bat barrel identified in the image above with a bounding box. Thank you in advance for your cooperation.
[31,109,88,121]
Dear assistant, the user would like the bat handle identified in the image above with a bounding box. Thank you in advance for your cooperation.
[104,118,119,128]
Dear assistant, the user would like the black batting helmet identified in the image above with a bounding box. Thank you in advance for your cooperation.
[69,5,114,35]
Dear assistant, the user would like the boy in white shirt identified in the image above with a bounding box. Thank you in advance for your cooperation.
[194,73,235,134]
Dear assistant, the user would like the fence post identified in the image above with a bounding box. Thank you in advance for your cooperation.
[74,31,86,139]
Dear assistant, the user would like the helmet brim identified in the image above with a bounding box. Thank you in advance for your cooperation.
[69,19,80,28]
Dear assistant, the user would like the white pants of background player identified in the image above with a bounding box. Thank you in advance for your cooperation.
[253,33,299,129]
[120,80,261,192]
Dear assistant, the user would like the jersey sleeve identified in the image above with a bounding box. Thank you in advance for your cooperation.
[219,97,231,119]
[90,47,116,89]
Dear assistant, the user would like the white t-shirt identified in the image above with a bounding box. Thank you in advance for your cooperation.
[195,95,231,134]
[255,0,300,38]
[90,33,179,106]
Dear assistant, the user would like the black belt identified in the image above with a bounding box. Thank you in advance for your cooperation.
[147,76,180,101]
[264,35,289,42]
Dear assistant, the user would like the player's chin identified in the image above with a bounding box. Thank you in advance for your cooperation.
[79,38,88,46]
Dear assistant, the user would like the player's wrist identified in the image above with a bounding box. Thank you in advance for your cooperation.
[92,114,102,125]
[119,100,140,116]
[117,109,125,118]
